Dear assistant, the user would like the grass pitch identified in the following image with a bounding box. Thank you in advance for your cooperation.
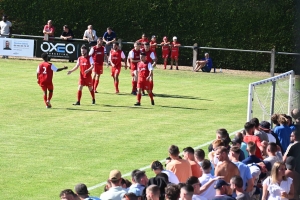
[0,59,267,199]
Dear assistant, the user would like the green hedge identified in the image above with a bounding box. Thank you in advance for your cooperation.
[0,0,298,73]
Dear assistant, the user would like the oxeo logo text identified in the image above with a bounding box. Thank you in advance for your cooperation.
[40,42,75,54]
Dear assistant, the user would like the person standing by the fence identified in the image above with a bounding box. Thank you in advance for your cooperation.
[60,25,75,62]
[150,35,157,58]
[170,36,181,70]
[43,20,55,40]
[161,36,170,70]
[103,27,116,64]
[0,14,12,59]
[83,25,97,45]
[138,33,149,50]
[109,42,127,93]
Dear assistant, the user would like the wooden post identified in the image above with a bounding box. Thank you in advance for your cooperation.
[118,38,122,50]
[193,43,198,70]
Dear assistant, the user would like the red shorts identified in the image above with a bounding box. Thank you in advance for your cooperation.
[162,52,169,59]
[93,63,103,75]
[79,76,92,87]
[111,67,121,77]
[171,52,179,59]
[137,80,150,90]
[40,83,53,92]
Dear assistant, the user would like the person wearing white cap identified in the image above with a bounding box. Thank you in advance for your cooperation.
[170,36,181,70]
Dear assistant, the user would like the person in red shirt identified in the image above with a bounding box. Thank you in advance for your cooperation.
[138,33,149,50]
[128,42,141,95]
[37,53,68,108]
[134,52,154,106]
[161,36,170,69]
[67,45,95,105]
[170,36,181,70]
[43,20,55,40]
[89,37,106,93]
[142,43,157,94]
[243,122,264,159]
[109,42,127,93]
[150,35,157,57]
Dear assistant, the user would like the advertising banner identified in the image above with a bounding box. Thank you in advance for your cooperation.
[0,38,34,57]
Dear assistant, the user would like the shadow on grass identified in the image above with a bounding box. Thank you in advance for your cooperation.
[158,105,207,110]
[64,108,111,112]
[103,104,152,109]
[154,93,213,101]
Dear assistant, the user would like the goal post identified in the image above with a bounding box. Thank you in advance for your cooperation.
[247,70,299,122]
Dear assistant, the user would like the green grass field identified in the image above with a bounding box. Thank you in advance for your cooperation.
[0,59,268,200]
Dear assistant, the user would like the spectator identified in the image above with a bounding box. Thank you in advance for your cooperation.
[137,33,149,47]
[165,184,180,200]
[230,176,251,200]
[195,149,214,176]
[284,156,300,200]
[263,142,281,166]
[166,145,192,183]
[242,141,262,165]
[0,14,12,59]
[235,132,248,158]
[183,147,202,177]
[150,160,179,184]
[128,171,148,197]
[60,25,74,40]
[291,108,300,125]
[122,193,138,200]
[43,20,55,40]
[211,179,235,200]
[104,179,112,192]
[100,170,127,200]
[74,183,100,200]
[228,146,254,193]
[274,114,292,153]
[165,157,172,167]
[208,139,225,168]
[150,35,157,56]
[146,185,160,200]
[185,176,207,200]
[121,178,132,189]
[147,174,168,200]
[214,146,240,182]
[243,122,264,160]
[170,36,181,70]
[285,125,300,174]
[180,184,194,200]
[231,137,245,161]
[259,121,283,152]
[283,131,297,161]
[286,115,296,131]
[103,27,116,57]
[130,169,141,188]
[161,36,170,69]
[59,189,77,200]
[194,53,213,73]
[250,118,269,142]
[83,25,97,45]
[208,129,231,152]
[262,161,294,200]
[198,159,216,200]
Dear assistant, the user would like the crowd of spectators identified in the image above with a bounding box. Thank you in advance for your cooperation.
[60,109,300,200]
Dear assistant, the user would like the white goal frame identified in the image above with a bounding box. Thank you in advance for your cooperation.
[247,70,296,121]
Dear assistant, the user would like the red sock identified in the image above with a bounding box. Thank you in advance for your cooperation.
[148,92,154,101]
[149,81,154,91]
[77,91,82,102]
[48,92,53,101]
[43,94,47,105]
[90,90,95,99]
[132,81,137,92]
[164,61,167,69]
[137,93,142,103]
[94,80,99,91]
[114,81,119,91]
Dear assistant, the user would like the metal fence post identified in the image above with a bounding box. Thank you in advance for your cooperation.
[118,39,122,50]
[193,43,198,70]
[270,47,275,77]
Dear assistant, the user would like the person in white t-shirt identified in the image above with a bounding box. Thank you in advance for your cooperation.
[198,159,216,200]
[264,142,281,166]
[0,15,12,59]
[83,25,97,45]
[151,160,179,184]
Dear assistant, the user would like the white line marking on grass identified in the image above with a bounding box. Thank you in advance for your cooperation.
[88,129,243,191]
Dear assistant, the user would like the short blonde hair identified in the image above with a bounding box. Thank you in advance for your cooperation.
[270,161,287,184]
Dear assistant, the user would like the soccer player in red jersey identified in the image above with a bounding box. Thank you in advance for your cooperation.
[109,42,127,93]
[138,33,149,49]
[67,45,95,105]
[128,42,141,95]
[161,36,170,69]
[89,37,106,93]
[142,43,157,93]
[170,36,181,70]
[37,53,68,108]
[134,52,154,106]
[150,35,157,57]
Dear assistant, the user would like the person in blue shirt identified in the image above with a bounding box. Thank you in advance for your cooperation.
[103,27,116,57]
[274,114,292,153]
[194,53,213,72]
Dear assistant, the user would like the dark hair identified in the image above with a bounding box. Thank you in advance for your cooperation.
[230,146,241,155]
[81,45,87,50]
[131,169,140,179]
[183,147,194,154]
[63,25,69,29]
[151,160,164,170]
[194,149,205,160]
[41,53,48,61]
[201,159,211,170]
[217,128,229,139]
[186,176,199,186]
[181,185,194,198]
[250,118,259,128]
[98,37,103,40]
[156,173,169,183]
[147,185,160,196]
[144,42,150,46]
[59,189,75,198]
[134,171,146,184]
[114,42,119,46]
[231,175,243,188]
[165,184,180,200]
[123,193,138,200]
[268,142,277,153]
[244,122,255,132]
[169,145,180,156]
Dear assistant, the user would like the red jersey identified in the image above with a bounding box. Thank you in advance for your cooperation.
[171,42,180,53]
[141,49,155,63]
[91,45,105,64]
[43,25,55,36]
[243,135,263,159]
[161,42,170,53]
[78,56,92,78]
[110,50,124,68]
[138,38,149,44]
[37,61,54,85]
[150,41,157,52]
[130,49,140,70]
[137,61,151,80]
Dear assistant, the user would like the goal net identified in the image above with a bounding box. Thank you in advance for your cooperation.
[247,70,300,122]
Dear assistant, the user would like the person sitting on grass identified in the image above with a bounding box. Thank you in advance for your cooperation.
[194,53,213,72]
